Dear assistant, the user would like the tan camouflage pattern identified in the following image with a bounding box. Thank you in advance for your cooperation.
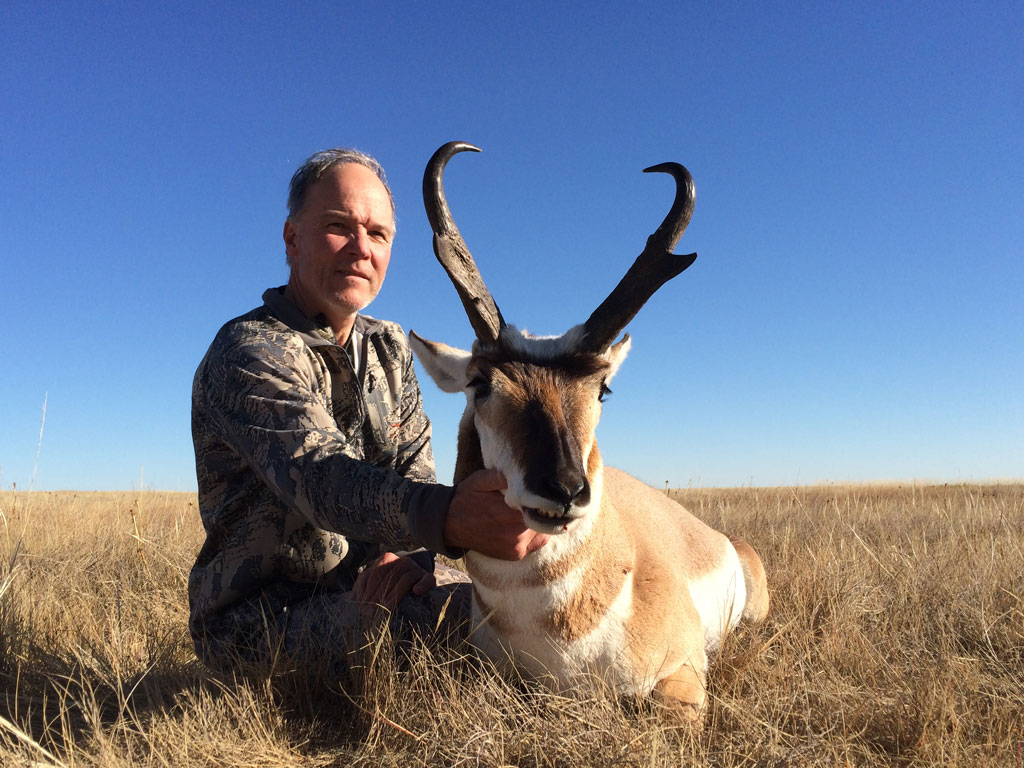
[198,569,472,676]
[189,287,455,662]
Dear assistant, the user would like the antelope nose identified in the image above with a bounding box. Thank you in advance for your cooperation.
[548,478,589,512]
[567,479,587,500]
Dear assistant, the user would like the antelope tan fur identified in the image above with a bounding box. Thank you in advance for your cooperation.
[410,142,769,722]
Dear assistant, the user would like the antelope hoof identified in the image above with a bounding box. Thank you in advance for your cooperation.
[654,664,706,727]
[660,699,702,726]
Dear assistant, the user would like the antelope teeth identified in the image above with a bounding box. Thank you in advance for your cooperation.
[526,507,568,520]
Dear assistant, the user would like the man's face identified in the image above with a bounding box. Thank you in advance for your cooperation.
[283,163,395,324]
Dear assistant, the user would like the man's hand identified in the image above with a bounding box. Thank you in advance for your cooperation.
[352,552,435,615]
[444,469,549,560]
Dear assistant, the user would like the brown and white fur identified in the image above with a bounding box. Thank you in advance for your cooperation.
[411,142,769,722]
[411,324,768,721]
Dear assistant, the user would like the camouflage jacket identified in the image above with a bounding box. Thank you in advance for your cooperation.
[188,287,455,641]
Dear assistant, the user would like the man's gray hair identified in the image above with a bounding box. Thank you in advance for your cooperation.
[286,148,395,221]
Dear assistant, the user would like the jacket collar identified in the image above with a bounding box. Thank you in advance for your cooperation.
[262,286,384,346]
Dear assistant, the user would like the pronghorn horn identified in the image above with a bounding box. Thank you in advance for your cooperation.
[580,162,698,354]
[423,141,505,346]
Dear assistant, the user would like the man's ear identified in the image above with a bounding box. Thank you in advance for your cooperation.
[283,220,298,264]
[409,331,472,393]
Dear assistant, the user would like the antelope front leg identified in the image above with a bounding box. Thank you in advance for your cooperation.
[654,664,706,724]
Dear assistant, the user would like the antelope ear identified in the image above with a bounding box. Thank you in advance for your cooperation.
[603,333,632,383]
[409,330,472,393]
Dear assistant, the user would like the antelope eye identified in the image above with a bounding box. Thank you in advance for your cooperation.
[598,382,612,403]
[469,375,491,400]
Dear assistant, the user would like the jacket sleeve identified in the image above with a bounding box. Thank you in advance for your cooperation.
[197,325,455,554]
[392,339,464,557]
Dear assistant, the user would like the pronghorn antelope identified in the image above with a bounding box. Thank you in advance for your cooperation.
[410,142,769,721]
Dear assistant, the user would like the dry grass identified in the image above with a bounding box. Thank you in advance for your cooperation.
[0,484,1021,766]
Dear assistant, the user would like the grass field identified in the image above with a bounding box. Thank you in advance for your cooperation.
[0,483,1021,766]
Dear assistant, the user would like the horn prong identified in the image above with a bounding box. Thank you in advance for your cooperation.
[580,162,698,354]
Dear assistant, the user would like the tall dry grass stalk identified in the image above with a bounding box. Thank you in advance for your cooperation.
[0,484,1021,766]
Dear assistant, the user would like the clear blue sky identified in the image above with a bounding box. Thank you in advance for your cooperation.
[2,1,1021,491]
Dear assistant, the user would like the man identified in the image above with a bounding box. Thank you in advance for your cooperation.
[189,148,547,671]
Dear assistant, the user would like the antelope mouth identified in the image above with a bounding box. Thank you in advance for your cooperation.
[524,506,581,534]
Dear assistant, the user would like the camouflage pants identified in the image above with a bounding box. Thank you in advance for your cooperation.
[195,563,472,676]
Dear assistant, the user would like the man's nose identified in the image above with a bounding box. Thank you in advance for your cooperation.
[343,230,373,259]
